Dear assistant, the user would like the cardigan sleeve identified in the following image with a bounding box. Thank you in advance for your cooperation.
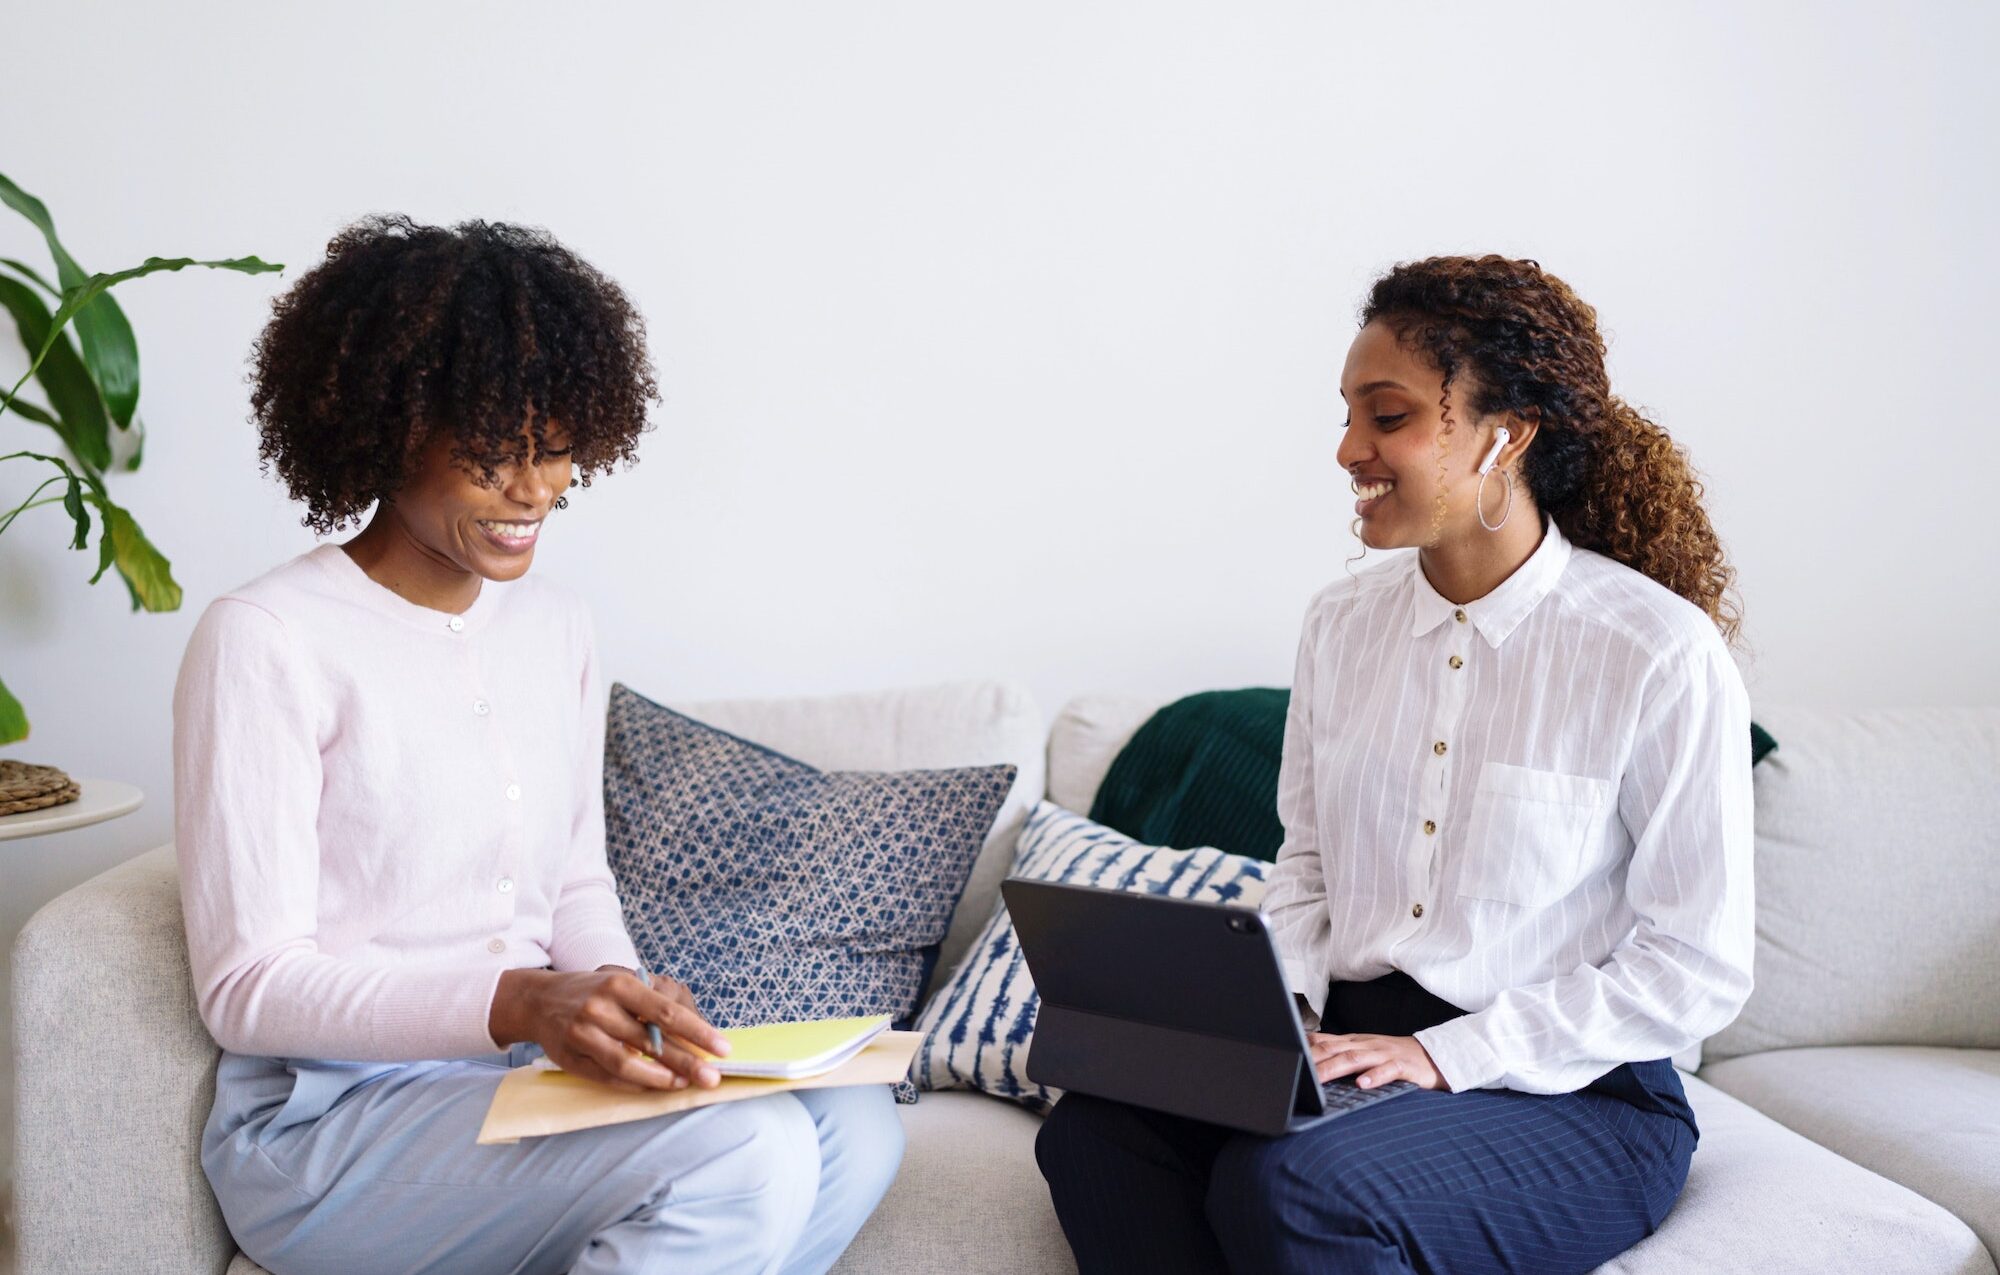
[1412,634,1757,1093]
[544,608,644,975]
[174,599,508,1061]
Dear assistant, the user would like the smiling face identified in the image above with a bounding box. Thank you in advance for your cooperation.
[385,424,574,583]
[1337,319,1524,552]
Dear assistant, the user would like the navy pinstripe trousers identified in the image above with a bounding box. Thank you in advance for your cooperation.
[1035,973,1696,1274]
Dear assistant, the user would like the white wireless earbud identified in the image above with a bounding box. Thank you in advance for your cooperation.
[1477,425,1512,475]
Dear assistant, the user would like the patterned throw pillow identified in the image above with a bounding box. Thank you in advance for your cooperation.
[911,801,1269,1112]
[603,684,1017,1101]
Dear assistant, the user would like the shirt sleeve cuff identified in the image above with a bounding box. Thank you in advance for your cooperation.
[1284,957,1328,1026]
[1413,1015,1507,1093]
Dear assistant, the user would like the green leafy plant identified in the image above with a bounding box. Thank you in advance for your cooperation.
[1,172,282,745]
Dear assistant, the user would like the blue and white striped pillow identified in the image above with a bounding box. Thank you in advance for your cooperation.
[910,801,1269,1112]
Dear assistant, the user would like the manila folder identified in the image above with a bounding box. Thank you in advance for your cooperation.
[477,1030,922,1145]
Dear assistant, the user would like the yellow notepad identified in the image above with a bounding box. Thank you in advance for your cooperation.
[704,1014,892,1078]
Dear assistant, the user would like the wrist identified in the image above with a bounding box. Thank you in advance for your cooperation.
[488,967,546,1047]
[1414,1039,1450,1092]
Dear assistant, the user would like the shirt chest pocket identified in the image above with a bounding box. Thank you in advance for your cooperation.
[1457,761,1612,908]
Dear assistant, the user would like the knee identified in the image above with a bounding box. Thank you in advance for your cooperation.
[685,1093,822,1240]
[1205,1135,1371,1264]
[1035,1093,1134,1189]
[804,1084,905,1208]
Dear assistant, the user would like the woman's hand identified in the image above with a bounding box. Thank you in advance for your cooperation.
[488,965,731,1093]
[1307,1032,1449,1092]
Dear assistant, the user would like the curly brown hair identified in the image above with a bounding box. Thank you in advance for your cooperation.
[249,214,660,533]
[1360,254,1741,646]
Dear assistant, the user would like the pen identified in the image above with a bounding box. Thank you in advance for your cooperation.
[637,967,665,1059]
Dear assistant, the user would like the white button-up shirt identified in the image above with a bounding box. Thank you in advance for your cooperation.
[1266,515,1755,1094]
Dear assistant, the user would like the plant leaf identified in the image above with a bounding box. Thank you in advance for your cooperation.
[0,672,27,745]
[1,450,93,547]
[47,254,285,336]
[0,255,61,298]
[6,395,59,426]
[0,173,86,287]
[0,172,143,430]
[69,281,141,431]
[63,477,91,549]
[91,507,115,584]
[101,503,181,612]
[0,276,112,470]
[6,253,284,430]
[2,172,283,434]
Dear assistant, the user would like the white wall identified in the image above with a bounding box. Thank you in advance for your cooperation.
[3,0,1996,1247]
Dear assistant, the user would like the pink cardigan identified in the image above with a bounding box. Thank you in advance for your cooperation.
[173,544,642,1061]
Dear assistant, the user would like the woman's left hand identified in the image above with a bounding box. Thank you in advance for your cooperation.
[1307,1032,1450,1092]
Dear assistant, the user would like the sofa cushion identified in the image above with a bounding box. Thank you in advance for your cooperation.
[209,1078,2000,1275]
[680,679,1045,1004]
[22,844,1991,1275]
[912,803,1267,1111]
[833,1091,1075,1274]
[605,683,1015,1045]
[1707,706,2000,1063]
[1701,1046,2000,1258]
[1602,1074,1994,1273]
[13,846,235,1275]
[1046,692,1162,813]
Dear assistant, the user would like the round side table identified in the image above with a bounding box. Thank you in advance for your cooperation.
[0,779,143,842]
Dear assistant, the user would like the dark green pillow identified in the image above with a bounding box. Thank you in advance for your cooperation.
[1090,688,1778,862]
[1751,721,1778,766]
[1089,689,1290,861]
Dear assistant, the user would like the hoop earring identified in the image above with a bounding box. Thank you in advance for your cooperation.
[1476,467,1513,532]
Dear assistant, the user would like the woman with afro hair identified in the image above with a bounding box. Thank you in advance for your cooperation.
[174,215,903,1274]
[1037,256,1755,1273]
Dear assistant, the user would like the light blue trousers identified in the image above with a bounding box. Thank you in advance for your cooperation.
[202,1044,904,1275]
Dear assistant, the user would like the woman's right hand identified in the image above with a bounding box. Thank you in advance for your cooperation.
[488,967,731,1093]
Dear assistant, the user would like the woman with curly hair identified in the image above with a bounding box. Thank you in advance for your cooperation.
[1038,255,1753,1272]
[175,215,902,1274]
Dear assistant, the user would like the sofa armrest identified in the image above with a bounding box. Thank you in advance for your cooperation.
[11,844,234,1274]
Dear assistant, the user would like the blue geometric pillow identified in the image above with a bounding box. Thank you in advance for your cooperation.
[603,684,1017,1100]
[911,801,1269,1112]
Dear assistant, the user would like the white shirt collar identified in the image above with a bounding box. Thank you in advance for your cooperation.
[1409,515,1572,649]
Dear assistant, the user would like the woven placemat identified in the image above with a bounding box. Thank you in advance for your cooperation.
[0,760,82,816]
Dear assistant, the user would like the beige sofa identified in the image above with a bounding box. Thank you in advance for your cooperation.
[12,684,1998,1273]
